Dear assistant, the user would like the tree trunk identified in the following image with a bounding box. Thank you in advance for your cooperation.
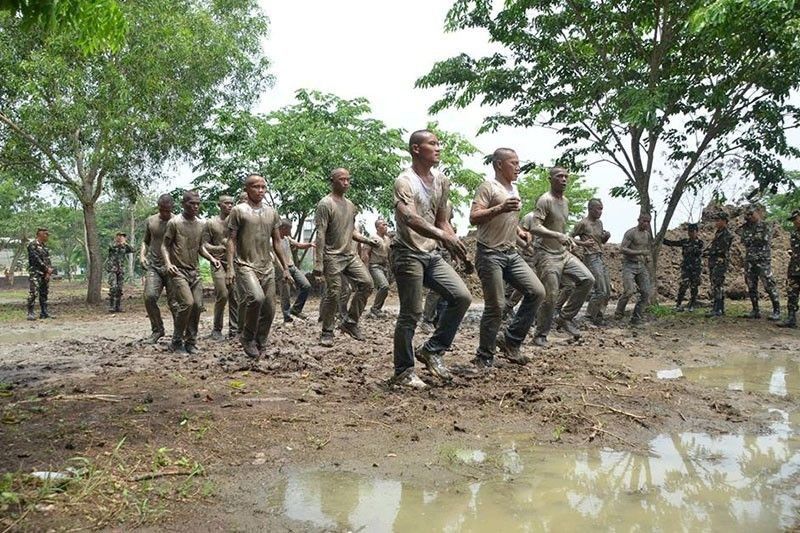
[82,201,103,304]
[128,205,135,282]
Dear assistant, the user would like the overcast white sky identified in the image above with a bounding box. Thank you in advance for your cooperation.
[173,0,796,240]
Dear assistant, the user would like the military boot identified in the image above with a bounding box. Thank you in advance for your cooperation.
[767,300,781,321]
[39,302,55,319]
[743,299,760,318]
[114,296,123,313]
[777,312,797,328]
[26,305,37,321]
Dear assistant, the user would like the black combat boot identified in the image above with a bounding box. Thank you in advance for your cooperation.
[115,295,123,313]
[688,288,698,312]
[674,289,685,312]
[777,311,797,328]
[26,304,37,321]
[39,302,55,319]
[743,298,760,318]
[767,300,781,321]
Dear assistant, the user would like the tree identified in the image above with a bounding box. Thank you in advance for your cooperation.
[0,0,126,53]
[425,121,484,215]
[763,172,800,230]
[417,0,800,271]
[0,0,270,303]
[194,90,407,263]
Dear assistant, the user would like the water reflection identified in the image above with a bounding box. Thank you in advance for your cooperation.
[682,354,799,397]
[269,413,800,532]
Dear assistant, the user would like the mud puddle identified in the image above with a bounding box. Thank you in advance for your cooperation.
[259,407,799,532]
[681,353,799,397]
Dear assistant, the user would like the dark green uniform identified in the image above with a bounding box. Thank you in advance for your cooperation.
[662,236,703,309]
[704,226,733,316]
[784,228,800,325]
[26,239,52,318]
[737,220,780,318]
[106,243,133,311]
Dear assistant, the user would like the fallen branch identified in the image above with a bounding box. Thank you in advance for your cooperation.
[9,394,125,407]
[581,393,646,420]
[130,468,203,482]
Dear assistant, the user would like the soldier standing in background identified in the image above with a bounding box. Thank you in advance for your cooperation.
[162,190,219,354]
[571,198,612,324]
[140,194,175,344]
[366,217,393,318]
[106,232,134,313]
[737,204,781,320]
[662,223,704,311]
[26,227,54,320]
[777,209,800,328]
[614,213,653,325]
[704,212,734,317]
[202,195,237,340]
[277,218,314,322]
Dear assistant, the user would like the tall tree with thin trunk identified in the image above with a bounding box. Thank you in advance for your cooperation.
[417,0,800,272]
[0,0,271,303]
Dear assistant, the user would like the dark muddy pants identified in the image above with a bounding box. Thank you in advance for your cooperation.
[392,245,471,375]
[169,268,202,347]
[236,266,276,348]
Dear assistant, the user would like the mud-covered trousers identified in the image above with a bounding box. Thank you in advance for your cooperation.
[392,245,471,376]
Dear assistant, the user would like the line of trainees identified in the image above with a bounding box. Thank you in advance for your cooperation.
[24,130,800,390]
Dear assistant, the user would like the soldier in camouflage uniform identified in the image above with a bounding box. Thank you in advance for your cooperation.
[737,204,781,320]
[26,227,55,320]
[777,209,800,328]
[106,232,134,313]
[704,212,734,317]
[662,223,704,311]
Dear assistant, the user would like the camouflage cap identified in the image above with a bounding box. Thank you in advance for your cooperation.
[687,223,699,231]
[745,203,762,213]
[116,232,127,237]
[712,212,729,221]
[788,209,800,221]
[36,227,49,233]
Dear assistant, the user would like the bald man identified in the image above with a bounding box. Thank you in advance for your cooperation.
[140,194,176,343]
[390,130,472,389]
[470,148,544,367]
[162,190,219,354]
[226,176,292,358]
[202,195,238,340]
[313,168,376,347]
[366,217,393,318]
[528,167,594,346]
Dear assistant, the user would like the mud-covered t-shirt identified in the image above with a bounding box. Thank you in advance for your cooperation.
[227,202,279,273]
[143,213,170,268]
[314,194,356,269]
[163,214,204,271]
[202,215,228,261]
[532,192,570,254]
[393,167,450,253]
[473,179,518,250]
[571,216,606,255]
[620,226,653,263]
[280,237,296,267]
[518,212,537,259]
[369,234,392,267]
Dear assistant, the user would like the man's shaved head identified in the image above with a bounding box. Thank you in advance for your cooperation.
[157,193,174,207]
[492,148,517,169]
[549,167,568,178]
[588,198,603,209]
[329,167,349,181]
[218,195,234,204]
[408,129,435,152]
[244,174,265,187]
[182,190,200,203]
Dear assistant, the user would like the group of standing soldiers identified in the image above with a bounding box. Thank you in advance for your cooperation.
[23,128,800,389]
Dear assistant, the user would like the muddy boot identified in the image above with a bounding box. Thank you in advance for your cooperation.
[767,301,781,321]
[26,308,37,321]
[145,330,165,344]
[414,344,453,382]
[777,312,796,328]
[496,334,529,366]
[339,321,365,341]
[687,292,698,312]
[319,330,334,347]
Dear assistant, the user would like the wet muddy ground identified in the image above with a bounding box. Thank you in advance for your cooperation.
[0,286,798,531]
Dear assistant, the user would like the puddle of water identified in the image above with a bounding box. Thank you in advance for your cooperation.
[266,410,800,532]
[683,353,800,397]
